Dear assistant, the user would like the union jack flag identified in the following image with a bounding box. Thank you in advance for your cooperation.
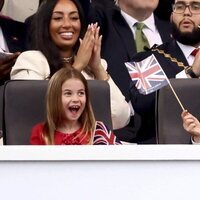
[93,121,121,145]
[125,54,169,95]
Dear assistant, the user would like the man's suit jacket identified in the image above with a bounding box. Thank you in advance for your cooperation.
[0,15,26,52]
[81,1,172,100]
[129,40,188,143]
[79,1,173,143]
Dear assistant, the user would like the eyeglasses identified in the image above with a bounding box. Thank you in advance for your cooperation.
[173,2,200,14]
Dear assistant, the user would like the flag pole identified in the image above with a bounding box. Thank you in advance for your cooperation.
[151,53,185,111]
[167,80,185,111]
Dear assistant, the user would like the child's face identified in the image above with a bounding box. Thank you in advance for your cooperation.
[61,78,86,123]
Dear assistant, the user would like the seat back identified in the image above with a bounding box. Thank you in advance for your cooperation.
[2,80,112,145]
[156,78,200,144]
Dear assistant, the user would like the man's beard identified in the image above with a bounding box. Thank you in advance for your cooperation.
[172,21,200,46]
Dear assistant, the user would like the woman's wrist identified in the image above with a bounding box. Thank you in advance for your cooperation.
[72,61,84,72]
[91,64,110,81]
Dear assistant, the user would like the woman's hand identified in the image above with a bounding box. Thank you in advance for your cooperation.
[181,110,200,142]
[73,24,95,71]
[88,23,109,80]
[88,23,102,71]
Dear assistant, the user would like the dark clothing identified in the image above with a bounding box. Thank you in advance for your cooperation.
[129,40,186,143]
[0,15,27,52]
[155,0,174,21]
[0,15,27,85]
[80,1,172,100]
[79,1,173,143]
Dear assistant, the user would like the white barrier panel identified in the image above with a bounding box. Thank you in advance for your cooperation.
[0,145,200,199]
[0,145,200,160]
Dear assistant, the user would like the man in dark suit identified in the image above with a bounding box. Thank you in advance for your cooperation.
[81,0,172,99]
[128,0,200,143]
[0,0,27,85]
[79,0,172,143]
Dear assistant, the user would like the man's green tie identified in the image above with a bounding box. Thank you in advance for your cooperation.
[135,22,150,52]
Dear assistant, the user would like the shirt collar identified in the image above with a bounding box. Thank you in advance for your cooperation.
[120,10,156,32]
[176,41,200,59]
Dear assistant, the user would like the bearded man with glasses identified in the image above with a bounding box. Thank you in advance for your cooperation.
[125,0,200,144]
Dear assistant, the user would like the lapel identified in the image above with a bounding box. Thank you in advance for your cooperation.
[111,12,173,60]
[155,16,172,43]
[112,8,137,60]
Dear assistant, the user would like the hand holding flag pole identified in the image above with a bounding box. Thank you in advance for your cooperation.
[125,54,185,111]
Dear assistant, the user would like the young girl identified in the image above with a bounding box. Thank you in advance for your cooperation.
[30,68,121,145]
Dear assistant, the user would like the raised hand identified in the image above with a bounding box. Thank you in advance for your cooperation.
[73,23,108,80]
[88,23,102,70]
[72,24,95,71]
[88,23,109,81]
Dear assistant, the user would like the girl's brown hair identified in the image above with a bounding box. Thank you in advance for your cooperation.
[42,67,96,144]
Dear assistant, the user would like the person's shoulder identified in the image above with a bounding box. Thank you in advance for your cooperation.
[131,40,175,61]
[31,122,44,138]
[12,50,49,73]
[18,50,46,58]
[154,15,172,39]
[32,123,44,131]
[131,49,154,62]
[30,123,45,145]
[154,15,171,27]
[153,40,179,54]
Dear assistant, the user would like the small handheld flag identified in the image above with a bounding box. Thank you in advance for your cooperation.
[126,54,185,110]
[125,54,169,95]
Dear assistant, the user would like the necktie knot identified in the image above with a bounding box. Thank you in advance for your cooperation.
[135,22,145,30]
[191,48,199,56]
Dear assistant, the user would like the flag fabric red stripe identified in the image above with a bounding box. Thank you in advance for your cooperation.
[93,121,121,145]
[125,54,169,95]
